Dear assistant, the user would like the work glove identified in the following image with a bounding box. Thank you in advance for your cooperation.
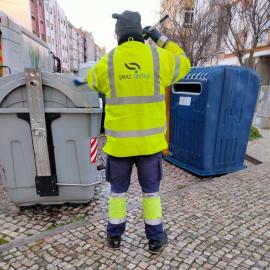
[142,26,162,42]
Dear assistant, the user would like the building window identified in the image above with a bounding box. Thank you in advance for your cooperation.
[50,7,52,15]
[184,8,194,28]
[41,33,46,41]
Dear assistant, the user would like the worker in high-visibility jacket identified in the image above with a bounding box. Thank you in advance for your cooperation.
[87,10,190,254]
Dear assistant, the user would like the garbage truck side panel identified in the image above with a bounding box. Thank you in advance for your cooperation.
[0,11,54,76]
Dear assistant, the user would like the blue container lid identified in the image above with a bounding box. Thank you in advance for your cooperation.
[184,65,259,80]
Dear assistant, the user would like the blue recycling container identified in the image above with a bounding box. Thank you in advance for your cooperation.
[165,66,260,176]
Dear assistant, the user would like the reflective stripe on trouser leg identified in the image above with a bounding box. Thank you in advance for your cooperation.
[143,192,163,241]
[143,193,162,225]
[108,192,127,224]
[107,192,127,238]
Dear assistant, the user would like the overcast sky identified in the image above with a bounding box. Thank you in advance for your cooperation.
[57,0,161,52]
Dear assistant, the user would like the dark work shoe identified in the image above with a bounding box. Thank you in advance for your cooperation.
[107,236,121,250]
[149,232,168,254]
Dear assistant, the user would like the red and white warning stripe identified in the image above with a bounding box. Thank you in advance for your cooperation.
[90,137,97,163]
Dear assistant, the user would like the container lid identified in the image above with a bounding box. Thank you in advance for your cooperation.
[0,72,100,110]
[185,66,213,80]
[184,65,258,81]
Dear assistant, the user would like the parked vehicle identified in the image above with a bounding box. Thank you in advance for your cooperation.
[0,11,58,77]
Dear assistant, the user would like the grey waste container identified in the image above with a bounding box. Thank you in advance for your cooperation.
[0,69,102,206]
[255,86,270,129]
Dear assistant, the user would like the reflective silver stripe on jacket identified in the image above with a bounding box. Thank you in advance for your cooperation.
[172,56,180,83]
[105,124,166,138]
[108,49,116,98]
[106,47,163,105]
[144,219,162,225]
[143,192,160,198]
[106,95,165,105]
[109,218,126,224]
[151,47,160,96]
[110,192,126,198]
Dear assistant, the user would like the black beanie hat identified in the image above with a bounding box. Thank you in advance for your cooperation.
[112,10,143,40]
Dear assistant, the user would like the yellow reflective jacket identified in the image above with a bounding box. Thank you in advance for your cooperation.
[87,40,190,157]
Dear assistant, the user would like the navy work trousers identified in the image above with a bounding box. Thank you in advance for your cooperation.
[106,152,164,241]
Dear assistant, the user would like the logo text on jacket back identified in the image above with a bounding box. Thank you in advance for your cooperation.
[119,62,153,81]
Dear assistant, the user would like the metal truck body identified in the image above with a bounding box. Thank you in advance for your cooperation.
[0,11,54,77]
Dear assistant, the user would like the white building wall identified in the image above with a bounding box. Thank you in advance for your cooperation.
[44,0,69,72]
[217,47,270,66]
[68,22,79,72]
[87,33,96,61]
[44,0,57,55]
[78,32,84,64]
[58,7,69,71]
[79,30,95,62]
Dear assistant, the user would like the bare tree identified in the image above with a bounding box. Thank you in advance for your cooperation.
[221,0,270,68]
[160,0,219,66]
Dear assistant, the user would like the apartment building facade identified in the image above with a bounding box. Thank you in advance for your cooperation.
[30,0,47,42]
[160,0,196,28]
[160,0,224,66]
[58,7,69,71]
[79,30,96,62]
[1,0,103,73]
[78,31,85,64]
[1,0,46,42]
[69,27,104,73]
[44,0,69,72]
[95,45,105,61]
[161,0,270,83]
[68,22,79,72]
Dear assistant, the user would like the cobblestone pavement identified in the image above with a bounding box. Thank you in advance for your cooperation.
[0,161,270,270]
[0,135,210,243]
[247,128,270,163]
[0,135,268,269]
[0,136,254,244]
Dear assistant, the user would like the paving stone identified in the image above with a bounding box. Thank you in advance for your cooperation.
[0,136,270,269]
[138,262,148,268]
[245,259,256,266]
[147,265,157,270]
